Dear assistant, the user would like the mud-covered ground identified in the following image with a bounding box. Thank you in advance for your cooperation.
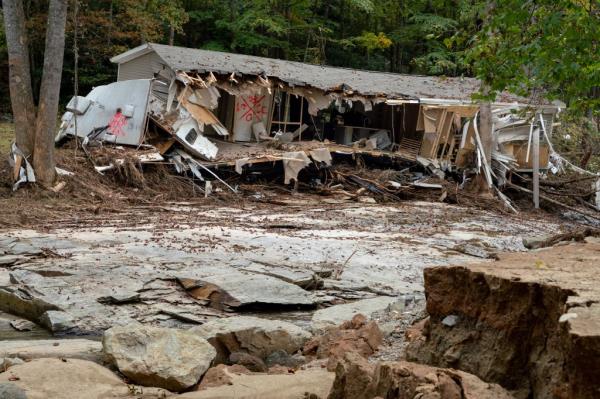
[1,194,571,345]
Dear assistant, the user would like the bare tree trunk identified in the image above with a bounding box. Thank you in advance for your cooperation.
[3,0,37,158]
[479,102,493,166]
[33,0,69,186]
[169,25,174,45]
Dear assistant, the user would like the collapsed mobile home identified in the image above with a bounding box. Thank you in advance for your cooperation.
[54,43,565,203]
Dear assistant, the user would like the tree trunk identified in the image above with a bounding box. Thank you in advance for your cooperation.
[476,98,494,195]
[33,0,69,186]
[169,25,175,46]
[3,0,37,158]
[479,101,493,167]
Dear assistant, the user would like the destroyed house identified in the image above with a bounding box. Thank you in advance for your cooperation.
[57,43,560,185]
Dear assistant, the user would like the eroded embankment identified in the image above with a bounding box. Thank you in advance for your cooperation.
[407,240,600,399]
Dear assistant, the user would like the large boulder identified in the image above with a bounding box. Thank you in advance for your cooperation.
[103,323,216,392]
[191,316,311,363]
[0,358,170,399]
[328,351,514,399]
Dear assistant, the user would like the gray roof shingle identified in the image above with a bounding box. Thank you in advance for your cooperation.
[112,43,525,103]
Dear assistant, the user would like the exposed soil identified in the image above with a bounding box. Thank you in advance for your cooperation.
[406,240,600,399]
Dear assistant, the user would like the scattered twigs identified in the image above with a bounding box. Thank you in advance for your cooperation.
[505,181,600,222]
[334,249,358,280]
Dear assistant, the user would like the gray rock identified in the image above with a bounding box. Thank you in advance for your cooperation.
[7,241,43,256]
[9,320,36,331]
[229,351,267,372]
[0,286,60,322]
[179,272,315,309]
[522,235,552,250]
[0,357,25,370]
[0,339,103,363]
[96,291,140,305]
[265,350,305,369]
[442,315,459,327]
[39,310,75,333]
[192,316,311,363]
[103,323,216,392]
[0,255,22,266]
[0,383,27,399]
[311,296,399,331]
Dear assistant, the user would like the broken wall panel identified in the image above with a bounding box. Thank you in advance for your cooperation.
[57,79,153,146]
[233,93,273,142]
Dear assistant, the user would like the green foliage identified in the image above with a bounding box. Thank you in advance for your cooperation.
[467,0,599,114]
[1,0,597,128]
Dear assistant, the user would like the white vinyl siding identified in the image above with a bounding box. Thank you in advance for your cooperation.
[117,51,164,81]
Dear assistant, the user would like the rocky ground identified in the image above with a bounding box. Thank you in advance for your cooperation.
[1,194,596,398]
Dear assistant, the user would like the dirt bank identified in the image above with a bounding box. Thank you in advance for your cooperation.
[407,239,600,399]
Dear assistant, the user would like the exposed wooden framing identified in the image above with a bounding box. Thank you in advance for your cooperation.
[270,90,306,140]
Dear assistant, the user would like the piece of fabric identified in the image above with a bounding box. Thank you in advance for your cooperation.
[235,158,250,174]
[282,151,311,184]
[309,148,332,166]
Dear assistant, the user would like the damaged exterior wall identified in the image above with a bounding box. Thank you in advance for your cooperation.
[56,79,153,146]
[50,43,560,191]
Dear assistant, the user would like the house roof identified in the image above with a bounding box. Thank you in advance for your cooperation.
[111,43,525,103]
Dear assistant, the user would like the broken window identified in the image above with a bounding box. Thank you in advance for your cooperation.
[271,90,308,139]
[185,128,198,145]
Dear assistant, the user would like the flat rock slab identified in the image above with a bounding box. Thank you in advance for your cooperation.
[180,272,316,310]
[311,296,399,331]
[192,316,311,361]
[0,339,103,363]
[0,202,566,334]
[179,369,335,399]
[0,358,170,399]
[103,323,216,392]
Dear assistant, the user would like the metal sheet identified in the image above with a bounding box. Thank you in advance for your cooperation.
[59,79,152,146]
